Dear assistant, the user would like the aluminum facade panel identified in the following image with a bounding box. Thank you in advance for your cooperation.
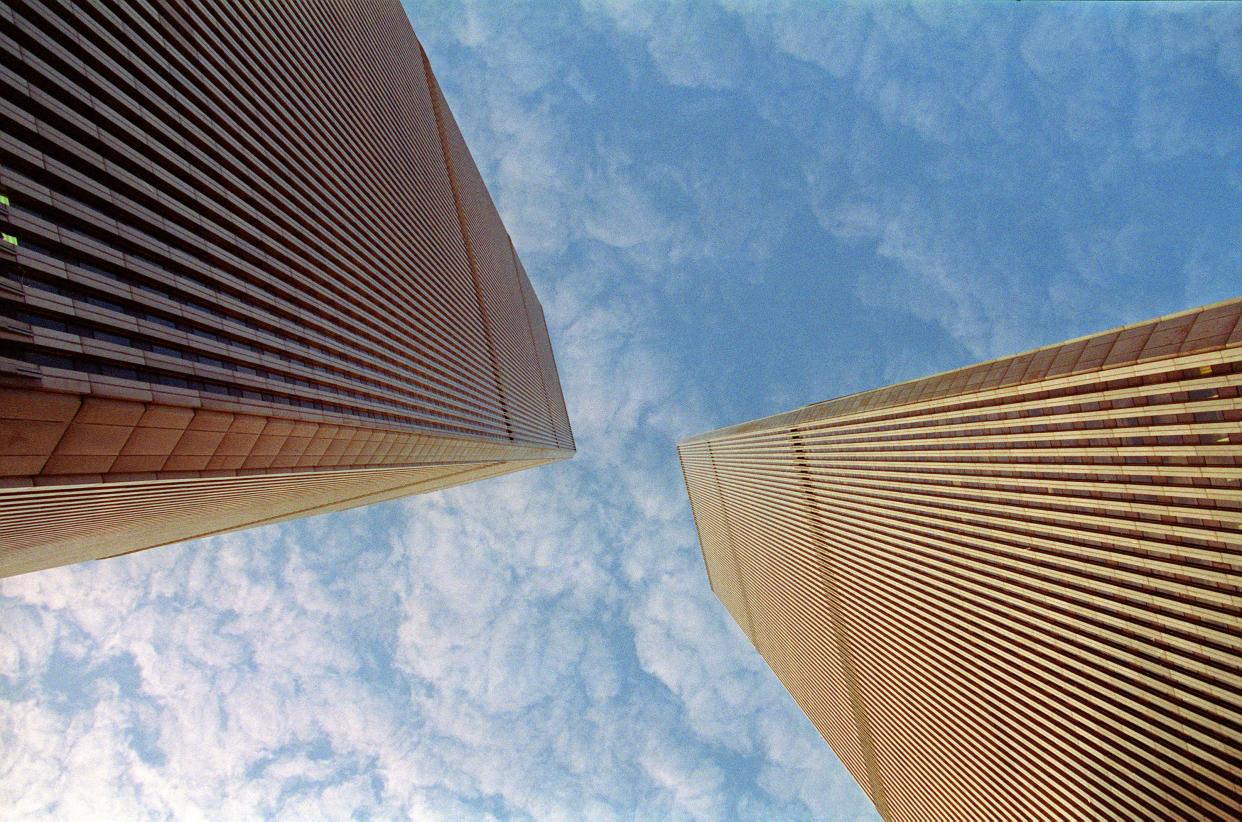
[680,298,1242,820]
[0,0,573,576]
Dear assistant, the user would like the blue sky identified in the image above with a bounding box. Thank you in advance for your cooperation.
[3,2,1241,819]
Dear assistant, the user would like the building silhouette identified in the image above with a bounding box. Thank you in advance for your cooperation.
[0,2,573,577]
[680,299,1242,820]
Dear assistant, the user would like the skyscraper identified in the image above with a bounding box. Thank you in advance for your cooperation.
[680,299,1242,820]
[0,2,573,578]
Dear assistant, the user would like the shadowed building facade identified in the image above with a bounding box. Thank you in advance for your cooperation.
[679,299,1242,820]
[0,1,573,577]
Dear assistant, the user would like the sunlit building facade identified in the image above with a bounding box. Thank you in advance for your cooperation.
[680,299,1242,819]
[0,1,573,577]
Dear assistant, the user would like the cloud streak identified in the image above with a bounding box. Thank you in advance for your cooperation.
[5,1,1241,820]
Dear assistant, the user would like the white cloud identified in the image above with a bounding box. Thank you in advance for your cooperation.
[638,738,727,821]
[0,3,880,819]
[645,3,750,91]
[11,3,1236,821]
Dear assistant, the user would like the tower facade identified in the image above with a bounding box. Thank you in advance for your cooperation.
[680,299,1242,820]
[0,1,573,577]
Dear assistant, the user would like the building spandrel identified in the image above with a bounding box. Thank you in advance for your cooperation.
[680,298,1242,820]
[0,1,573,577]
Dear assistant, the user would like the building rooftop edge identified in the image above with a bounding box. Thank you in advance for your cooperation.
[677,293,1242,447]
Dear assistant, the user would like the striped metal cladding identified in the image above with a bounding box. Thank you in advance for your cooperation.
[680,298,1242,820]
[1,458,549,579]
[0,0,573,576]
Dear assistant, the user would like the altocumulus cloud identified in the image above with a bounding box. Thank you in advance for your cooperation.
[4,1,1242,820]
[0,396,868,819]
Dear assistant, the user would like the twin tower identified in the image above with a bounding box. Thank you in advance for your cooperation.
[1,3,1238,819]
